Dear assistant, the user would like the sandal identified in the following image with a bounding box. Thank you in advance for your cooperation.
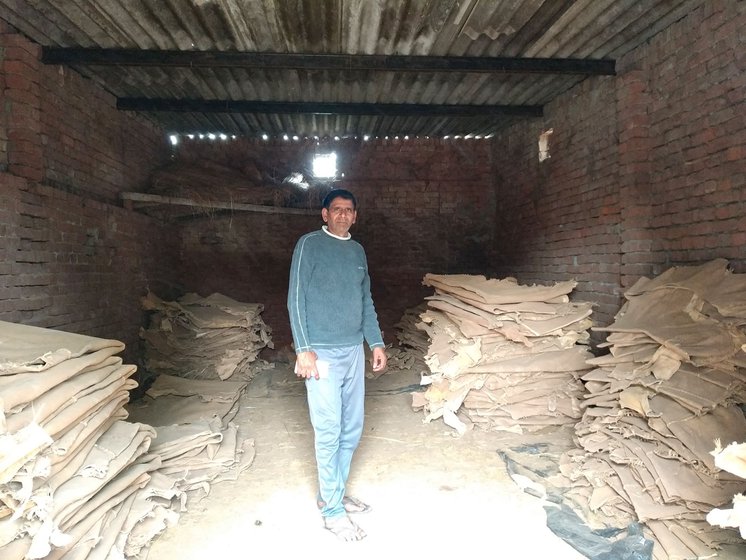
[342,496,372,514]
[317,495,372,514]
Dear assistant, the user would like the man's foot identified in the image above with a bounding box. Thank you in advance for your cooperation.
[323,515,366,542]
[317,495,372,514]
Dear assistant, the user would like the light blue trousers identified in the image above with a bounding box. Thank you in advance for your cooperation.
[305,344,365,519]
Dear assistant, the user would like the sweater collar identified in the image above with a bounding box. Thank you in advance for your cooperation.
[322,225,351,240]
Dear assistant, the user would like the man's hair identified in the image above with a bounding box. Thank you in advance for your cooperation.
[322,189,357,210]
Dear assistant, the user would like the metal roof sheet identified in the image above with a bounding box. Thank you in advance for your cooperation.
[0,0,702,137]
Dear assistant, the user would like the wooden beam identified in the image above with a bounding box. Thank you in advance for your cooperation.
[117,98,543,117]
[121,192,318,215]
[42,48,616,76]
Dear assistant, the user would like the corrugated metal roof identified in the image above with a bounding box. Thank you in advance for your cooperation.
[0,0,702,137]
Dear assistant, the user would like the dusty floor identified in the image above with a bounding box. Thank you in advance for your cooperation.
[145,363,742,559]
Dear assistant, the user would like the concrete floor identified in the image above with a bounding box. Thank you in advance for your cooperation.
[145,363,745,560]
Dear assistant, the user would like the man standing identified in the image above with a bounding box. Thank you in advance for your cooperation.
[287,188,387,542]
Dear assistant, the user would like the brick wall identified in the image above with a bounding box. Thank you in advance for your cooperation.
[1,25,168,201]
[0,26,176,368]
[491,2,745,336]
[39,63,166,201]
[636,1,745,274]
[0,20,9,171]
[491,76,622,330]
[0,175,178,367]
[173,137,494,348]
[2,26,43,182]
[346,139,494,344]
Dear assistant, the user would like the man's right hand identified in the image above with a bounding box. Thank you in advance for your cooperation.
[294,351,319,379]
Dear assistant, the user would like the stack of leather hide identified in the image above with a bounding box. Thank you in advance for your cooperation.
[0,322,255,560]
[0,322,183,560]
[125,373,255,503]
[396,302,431,355]
[410,274,594,435]
[140,291,273,381]
[557,260,746,559]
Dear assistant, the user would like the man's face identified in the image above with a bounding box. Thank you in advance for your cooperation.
[322,197,357,237]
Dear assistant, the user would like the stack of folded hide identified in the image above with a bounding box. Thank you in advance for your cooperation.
[140,291,273,381]
[395,302,431,356]
[382,302,431,376]
[125,373,255,503]
[0,322,255,560]
[0,322,182,560]
[557,260,746,559]
[410,273,594,435]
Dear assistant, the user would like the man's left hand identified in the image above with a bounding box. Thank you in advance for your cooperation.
[371,347,387,372]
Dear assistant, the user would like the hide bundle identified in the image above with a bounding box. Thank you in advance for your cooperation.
[395,302,430,356]
[140,291,273,382]
[125,373,256,504]
[0,322,181,560]
[410,273,594,435]
[0,322,255,560]
[555,260,746,559]
[383,302,431,376]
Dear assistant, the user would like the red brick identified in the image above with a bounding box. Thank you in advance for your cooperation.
[1,35,42,57]
[8,164,43,181]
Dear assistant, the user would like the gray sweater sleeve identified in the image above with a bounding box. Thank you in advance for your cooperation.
[361,253,385,350]
[287,235,313,353]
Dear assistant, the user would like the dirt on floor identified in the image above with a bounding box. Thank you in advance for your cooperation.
[144,363,744,560]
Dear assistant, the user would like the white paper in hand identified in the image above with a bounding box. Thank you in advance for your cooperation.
[316,359,330,379]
